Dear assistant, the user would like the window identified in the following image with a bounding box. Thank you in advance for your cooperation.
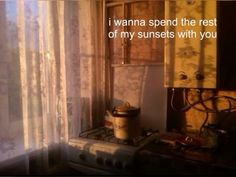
[106,0,164,65]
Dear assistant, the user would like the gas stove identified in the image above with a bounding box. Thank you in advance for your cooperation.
[68,127,159,175]
[79,126,157,146]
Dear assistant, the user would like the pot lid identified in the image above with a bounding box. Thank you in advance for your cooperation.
[112,102,140,117]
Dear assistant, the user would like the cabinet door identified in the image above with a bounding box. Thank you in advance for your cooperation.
[164,0,217,88]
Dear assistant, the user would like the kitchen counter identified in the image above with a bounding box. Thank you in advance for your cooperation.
[135,133,236,175]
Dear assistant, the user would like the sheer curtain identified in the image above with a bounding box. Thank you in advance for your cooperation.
[0,0,104,174]
[65,0,105,138]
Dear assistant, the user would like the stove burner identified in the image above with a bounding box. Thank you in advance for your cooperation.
[79,127,158,146]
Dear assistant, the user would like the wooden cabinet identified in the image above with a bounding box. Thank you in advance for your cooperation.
[164,0,236,90]
[164,0,217,88]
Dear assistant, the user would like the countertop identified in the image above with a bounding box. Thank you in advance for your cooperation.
[135,132,236,175]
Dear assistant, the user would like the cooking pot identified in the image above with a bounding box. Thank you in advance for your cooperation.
[112,102,140,140]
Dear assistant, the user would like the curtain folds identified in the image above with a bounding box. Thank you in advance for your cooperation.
[66,0,105,137]
[0,0,104,174]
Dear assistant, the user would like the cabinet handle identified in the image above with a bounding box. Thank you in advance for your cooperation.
[178,72,188,80]
[195,72,205,80]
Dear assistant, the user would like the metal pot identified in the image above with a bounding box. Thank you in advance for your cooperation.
[112,102,140,140]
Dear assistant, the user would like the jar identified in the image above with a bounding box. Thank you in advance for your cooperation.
[112,102,140,140]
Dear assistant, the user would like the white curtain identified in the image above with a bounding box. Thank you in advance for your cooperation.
[0,0,105,174]
[65,0,105,137]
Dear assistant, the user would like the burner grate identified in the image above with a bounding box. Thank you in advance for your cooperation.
[79,127,158,146]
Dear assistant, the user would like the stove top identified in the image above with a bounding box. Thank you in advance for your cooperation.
[79,127,159,146]
[68,127,159,175]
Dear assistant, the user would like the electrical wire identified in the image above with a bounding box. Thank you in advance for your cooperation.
[170,88,236,113]
[171,88,236,134]
[199,112,209,135]
[185,91,235,113]
[170,88,191,112]
[171,88,235,113]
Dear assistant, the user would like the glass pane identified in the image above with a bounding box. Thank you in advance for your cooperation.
[128,1,164,64]
[107,5,124,64]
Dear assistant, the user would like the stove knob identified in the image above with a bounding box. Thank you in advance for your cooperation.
[114,160,122,169]
[96,157,104,165]
[105,158,113,167]
[79,153,86,161]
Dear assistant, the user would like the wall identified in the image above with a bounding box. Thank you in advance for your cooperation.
[107,1,167,132]
[112,64,167,132]
[167,88,236,136]
[185,90,236,134]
